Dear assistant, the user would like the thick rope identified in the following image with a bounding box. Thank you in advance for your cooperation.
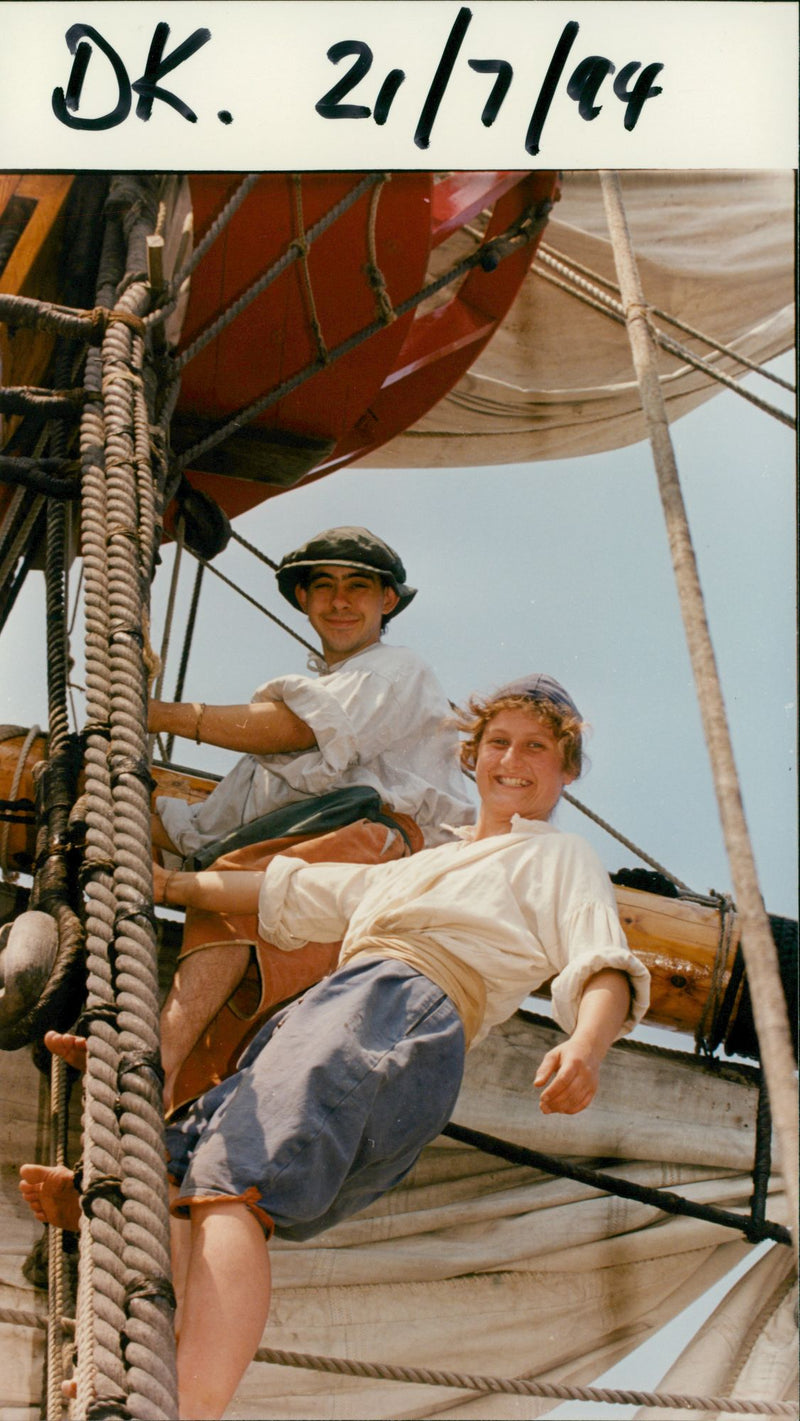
[599,170,799,1262]
[97,214,178,1415]
[533,254,795,430]
[538,241,796,394]
[75,212,131,1414]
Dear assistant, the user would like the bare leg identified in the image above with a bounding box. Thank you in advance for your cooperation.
[169,1183,191,1340]
[160,943,250,1110]
[177,1200,270,1420]
[19,1164,81,1232]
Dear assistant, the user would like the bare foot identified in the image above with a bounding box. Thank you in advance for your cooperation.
[19,1164,81,1232]
[44,1029,87,1072]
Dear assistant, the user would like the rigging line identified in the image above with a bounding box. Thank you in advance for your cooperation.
[170,172,385,369]
[600,168,799,1262]
[292,174,329,363]
[144,173,262,332]
[538,241,796,395]
[229,526,279,570]
[251,1346,799,1416]
[166,560,206,762]
[533,262,796,430]
[562,790,693,892]
[175,198,551,473]
[188,550,318,655]
[0,1309,795,1418]
[442,1122,791,1246]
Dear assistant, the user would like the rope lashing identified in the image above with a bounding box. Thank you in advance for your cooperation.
[365,175,396,325]
[695,893,737,1054]
[442,1121,791,1247]
[0,293,145,345]
[175,196,553,475]
[533,253,796,430]
[70,180,179,1417]
[538,240,796,395]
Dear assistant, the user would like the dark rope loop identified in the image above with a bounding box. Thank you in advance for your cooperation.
[117,1049,165,1090]
[83,719,112,740]
[86,1395,130,1419]
[108,754,155,792]
[78,855,117,886]
[113,901,158,935]
[80,1174,125,1216]
[123,1273,176,1312]
[76,1004,119,1035]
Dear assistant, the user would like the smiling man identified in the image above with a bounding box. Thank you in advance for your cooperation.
[147,527,474,1112]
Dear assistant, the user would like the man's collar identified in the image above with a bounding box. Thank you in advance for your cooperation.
[306,642,386,675]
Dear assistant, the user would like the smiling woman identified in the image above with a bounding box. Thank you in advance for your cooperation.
[458,675,585,838]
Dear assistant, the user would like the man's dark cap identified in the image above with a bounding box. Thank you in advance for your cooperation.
[276,527,417,622]
[493,674,582,721]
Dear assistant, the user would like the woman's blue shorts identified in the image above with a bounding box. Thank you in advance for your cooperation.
[166,956,465,1240]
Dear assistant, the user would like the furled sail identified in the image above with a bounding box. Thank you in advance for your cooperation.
[364,170,795,469]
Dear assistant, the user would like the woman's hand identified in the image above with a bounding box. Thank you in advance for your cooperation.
[534,1039,601,1114]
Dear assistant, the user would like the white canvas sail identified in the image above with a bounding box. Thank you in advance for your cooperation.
[364,170,794,469]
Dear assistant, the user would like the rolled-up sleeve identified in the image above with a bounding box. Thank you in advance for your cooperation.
[258,855,379,951]
[549,900,650,1039]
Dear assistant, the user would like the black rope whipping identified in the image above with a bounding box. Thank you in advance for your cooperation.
[750,1079,773,1229]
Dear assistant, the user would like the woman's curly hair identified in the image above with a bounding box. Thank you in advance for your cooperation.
[456,693,585,779]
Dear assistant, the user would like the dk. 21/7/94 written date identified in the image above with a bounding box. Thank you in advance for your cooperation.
[51,7,664,151]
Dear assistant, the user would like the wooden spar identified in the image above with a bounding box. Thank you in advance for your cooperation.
[600,170,798,1251]
[0,727,768,1048]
